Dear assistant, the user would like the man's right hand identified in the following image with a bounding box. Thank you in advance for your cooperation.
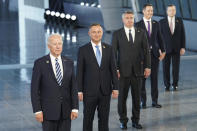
[117,70,120,79]
[78,93,83,101]
[35,112,43,123]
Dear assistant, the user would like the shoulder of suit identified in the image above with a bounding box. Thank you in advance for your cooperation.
[34,55,47,63]
[113,28,124,34]
[159,18,167,23]
[152,20,159,24]
[61,56,73,63]
[135,27,145,33]
[79,43,90,50]
[102,43,111,49]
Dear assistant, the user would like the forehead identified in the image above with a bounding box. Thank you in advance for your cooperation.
[167,6,176,10]
[144,6,153,10]
[49,36,62,43]
[124,13,134,18]
[90,25,103,31]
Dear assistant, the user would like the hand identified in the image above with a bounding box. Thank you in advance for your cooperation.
[70,112,78,120]
[159,52,166,61]
[144,68,151,78]
[117,70,120,79]
[35,112,43,123]
[78,93,83,101]
[112,90,119,99]
[180,48,185,56]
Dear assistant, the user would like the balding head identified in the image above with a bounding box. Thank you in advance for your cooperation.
[47,34,63,45]
[47,34,63,57]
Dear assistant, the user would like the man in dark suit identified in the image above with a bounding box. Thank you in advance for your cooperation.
[31,34,79,131]
[135,4,166,109]
[112,11,151,129]
[160,4,186,91]
[77,24,119,131]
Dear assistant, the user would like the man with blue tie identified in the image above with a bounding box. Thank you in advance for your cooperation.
[77,24,119,131]
[135,4,166,109]
[31,34,78,131]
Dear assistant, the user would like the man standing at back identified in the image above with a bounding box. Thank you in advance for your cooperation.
[135,4,166,109]
[112,11,151,129]
[160,4,186,91]
[77,24,119,131]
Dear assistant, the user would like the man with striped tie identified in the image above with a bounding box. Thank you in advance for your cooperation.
[77,24,119,131]
[31,34,78,131]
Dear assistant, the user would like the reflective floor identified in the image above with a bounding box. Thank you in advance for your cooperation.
[1,1,197,131]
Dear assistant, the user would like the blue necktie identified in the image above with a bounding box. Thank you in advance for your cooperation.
[95,45,101,66]
[55,58,63,86]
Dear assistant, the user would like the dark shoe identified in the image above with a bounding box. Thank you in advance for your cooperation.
[132,123,142,129]
[172,86,178,91]
[165,86,170,91]
[120,123,127,130]
[152,103,162,108]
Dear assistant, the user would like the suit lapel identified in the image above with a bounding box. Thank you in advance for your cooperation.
[121,28,129,42]
[100,43,106,68]
[61,56,67,86]
[45,55,59,85]
[165,17,173,35]
[141,20,150,38]
[174,17,179,34]
[88,43,100,67]
[134,28,140,45]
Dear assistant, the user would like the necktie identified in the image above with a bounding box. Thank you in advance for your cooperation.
[95,45,101,66]
[129,29,133,44]
[147,21,151,37]
[170,17,173,34]
[55,58,63,86]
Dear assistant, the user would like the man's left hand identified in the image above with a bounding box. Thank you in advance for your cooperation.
[112,90,119,99]
[180,48,185,56]
[70,112,78,120]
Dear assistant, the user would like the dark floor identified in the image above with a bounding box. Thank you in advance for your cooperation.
[1,1,197,131]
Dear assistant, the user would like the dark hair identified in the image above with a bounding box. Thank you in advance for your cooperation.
[89,23,102,29]
[122,10,134,18]
[143,3,153,10]
[166,4,176,10]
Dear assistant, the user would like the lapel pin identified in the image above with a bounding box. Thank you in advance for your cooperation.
[153,21,155,23]
[176,20,179,23]
[103,45,105,48]
[46,60,49,63]
[137,30,140,32]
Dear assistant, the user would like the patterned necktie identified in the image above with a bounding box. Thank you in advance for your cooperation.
[147,21,151,37]
[170,17,173,34]
[129,29,133,44]
[55,58,63,86]
[95,45,101,66]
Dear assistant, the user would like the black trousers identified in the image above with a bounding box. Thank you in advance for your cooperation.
[118,72,141,124]
[42,107,71,131]
[163,51,180,87]
[83,89,111,131]
[141,54,159,104]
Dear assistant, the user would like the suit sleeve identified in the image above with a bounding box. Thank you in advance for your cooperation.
[31,60,42,113]
[111,31,120,70]
[180,19,186,48]
[142,31,151,69]
[76,47,84,93]
[70,62,79,110]
[157,22,166,52]
[110,47,119,90]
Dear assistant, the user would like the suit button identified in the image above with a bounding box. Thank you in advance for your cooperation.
[60,96,63,100]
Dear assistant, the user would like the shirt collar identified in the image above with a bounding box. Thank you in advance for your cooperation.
[91,40,101,47]
[168,16,175,21]
[124,26,134,33]
[143,17,152,22]
[50,53,61,61]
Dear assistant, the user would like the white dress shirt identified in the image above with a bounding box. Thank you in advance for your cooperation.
[168,16,175,34]
[35,54,78,115]
[91,40,102,58]
[124,26,135,42]
[50,53,64,78]
[143,17,152,34]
